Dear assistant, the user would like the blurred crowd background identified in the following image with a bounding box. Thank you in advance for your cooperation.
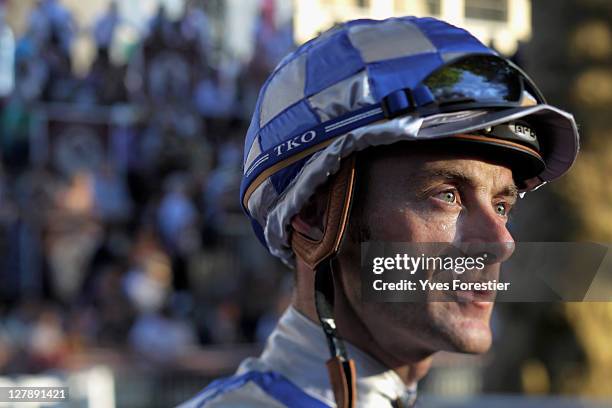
[0,0,610,406]
[0,0,291,405]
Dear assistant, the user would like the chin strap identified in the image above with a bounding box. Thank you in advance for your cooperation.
[291,156,358,408]
[315,260,356,408]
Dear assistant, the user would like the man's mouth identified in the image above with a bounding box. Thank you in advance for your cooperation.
[454,287,496,305]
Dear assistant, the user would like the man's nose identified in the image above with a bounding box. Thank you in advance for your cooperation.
[454,203,515,264]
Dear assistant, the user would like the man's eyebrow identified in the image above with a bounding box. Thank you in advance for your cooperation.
[412,168,519,199]
[497,184,519,201]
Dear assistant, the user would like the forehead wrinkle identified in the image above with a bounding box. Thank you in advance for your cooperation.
[421,168,474,185]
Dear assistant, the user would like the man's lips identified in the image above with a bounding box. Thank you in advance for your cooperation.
[454,290,495,317]
[427,264,501,303]
[454,287,497,303]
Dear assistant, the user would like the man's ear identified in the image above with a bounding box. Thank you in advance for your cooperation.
[290,189,328,242]
[291,156,357,269]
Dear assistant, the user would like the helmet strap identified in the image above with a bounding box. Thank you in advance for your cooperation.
[291,156,357,408]
[315,260,356,408]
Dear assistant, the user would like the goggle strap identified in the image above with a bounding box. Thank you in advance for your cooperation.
[382,85,436,119]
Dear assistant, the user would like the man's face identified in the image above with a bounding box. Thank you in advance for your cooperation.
[338,143,517,360]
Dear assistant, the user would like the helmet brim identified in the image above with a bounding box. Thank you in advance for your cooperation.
[416,104,580,190]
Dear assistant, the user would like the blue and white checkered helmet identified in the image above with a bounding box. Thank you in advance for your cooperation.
[240,16,579,266]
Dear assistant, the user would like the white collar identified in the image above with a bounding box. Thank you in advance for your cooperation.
[238,306,417,407]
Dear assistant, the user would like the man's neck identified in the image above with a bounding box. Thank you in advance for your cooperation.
[292,299,433,387]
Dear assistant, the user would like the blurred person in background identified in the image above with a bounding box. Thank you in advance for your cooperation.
[28,306,67,370]
[201,141,241,236]
[91,160,132,224]
[180,0,212,62]
[0,0,14,101]
[89,0,128,104]
[45,170,103,303]
[26,0,75,101]
[27,0,74,56]
[157,172,199,289]
[93,0,120,61]
[129,298,197,364]
[180,16,579,408]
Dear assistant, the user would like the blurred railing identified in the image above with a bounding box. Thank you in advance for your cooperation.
[0,344,262,408]
[27,102,144,173]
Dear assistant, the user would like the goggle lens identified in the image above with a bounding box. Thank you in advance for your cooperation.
[424,55,529,107]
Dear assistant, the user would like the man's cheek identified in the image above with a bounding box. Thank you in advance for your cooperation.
[367,206,427,241]
[405,210,458,242]
[363,202,458,246]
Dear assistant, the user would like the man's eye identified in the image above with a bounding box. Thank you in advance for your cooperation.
[495,203,507,216]
[435,191,457,204]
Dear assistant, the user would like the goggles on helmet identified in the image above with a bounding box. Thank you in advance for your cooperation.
[382,54,545,119]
